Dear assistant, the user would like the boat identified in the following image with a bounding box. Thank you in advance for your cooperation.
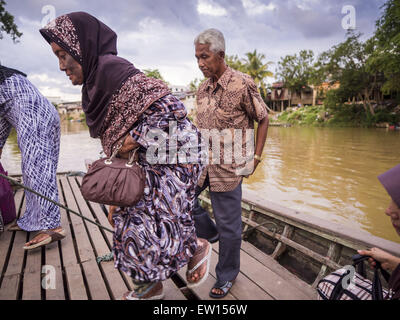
[0,172,399,300]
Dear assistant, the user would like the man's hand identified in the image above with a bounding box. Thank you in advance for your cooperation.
[358,248,400,272]
[108,205,117,228]
[236,158,261,178]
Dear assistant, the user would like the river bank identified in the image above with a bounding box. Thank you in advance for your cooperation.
[274,104,400,128]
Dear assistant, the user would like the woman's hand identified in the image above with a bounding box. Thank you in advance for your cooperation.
[358,248,400,272]
[108,205,117,228]
[118,135,140,159]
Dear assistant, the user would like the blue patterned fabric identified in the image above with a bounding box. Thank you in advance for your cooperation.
[0,74,61,231]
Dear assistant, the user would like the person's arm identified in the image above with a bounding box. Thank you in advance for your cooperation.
[242,77,269,175]
[253,115,269,172]
[118,134,140,159]
[358,248,400,272]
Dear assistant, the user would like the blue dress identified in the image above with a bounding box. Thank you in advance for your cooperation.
[0,73,61,231]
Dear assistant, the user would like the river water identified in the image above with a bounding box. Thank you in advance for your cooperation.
[2,122,400,243]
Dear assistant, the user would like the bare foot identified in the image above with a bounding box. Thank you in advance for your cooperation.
[187,238,209,284]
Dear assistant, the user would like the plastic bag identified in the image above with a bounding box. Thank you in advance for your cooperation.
[0,162,17,225]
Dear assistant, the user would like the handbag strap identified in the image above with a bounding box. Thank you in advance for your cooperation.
[351,254,391,300]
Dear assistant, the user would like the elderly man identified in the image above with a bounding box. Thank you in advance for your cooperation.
[192,28,269,298]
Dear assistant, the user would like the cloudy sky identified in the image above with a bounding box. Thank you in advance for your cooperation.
[1,0,386,101]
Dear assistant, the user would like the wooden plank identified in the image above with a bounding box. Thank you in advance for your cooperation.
[213,241,309,300]
[64,264,87,300]
[57,177,87,300]
[240,241,316,300]
[163,279,187,300]
[0,274,20,300]
[210,244,273,300]
[60,176,109,300]
[21,240,42,300]
[68,176,128,300]
[1,192,28,299]
[0,190,24,279]
[242,217,342,270]
[60,176,93,264]
[44,242,66,300]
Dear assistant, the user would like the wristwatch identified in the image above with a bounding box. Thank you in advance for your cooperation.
[254,154,262,162]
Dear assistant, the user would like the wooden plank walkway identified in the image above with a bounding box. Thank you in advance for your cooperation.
[0,174,316,300]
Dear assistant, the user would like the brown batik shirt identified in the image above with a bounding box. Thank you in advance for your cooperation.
[196,67,268,192]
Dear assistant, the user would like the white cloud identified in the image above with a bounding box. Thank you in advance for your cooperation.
[242,0,276,15]
[197,0,228,17]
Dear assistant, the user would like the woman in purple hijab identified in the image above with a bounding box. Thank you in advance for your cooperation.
[40,12,211,300]
[358,164,400,299]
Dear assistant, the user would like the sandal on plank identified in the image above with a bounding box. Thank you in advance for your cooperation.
[23,229,66,250]
[186,239,212,289]
[209,280,233,299]
[122,282,164,300]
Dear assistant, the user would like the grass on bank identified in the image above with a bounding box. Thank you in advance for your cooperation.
[276,104,400,127]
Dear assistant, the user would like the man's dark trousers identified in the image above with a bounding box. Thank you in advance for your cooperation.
[193,174,242,283]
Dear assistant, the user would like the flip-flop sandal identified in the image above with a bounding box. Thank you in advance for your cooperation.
[122,282,164,300]
[209,280,233,299]
[23,228,66,250]
[186,239,212,289]
[7,221,24,232]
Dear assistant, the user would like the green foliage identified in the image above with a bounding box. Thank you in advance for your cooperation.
[0,0,22,42]
[225,50,273,101]
[225,54,247,73]
[276,50,317,93]
[278,103,399,127]
[143,69,167,83]
[189,77,206,91]
[371,0,400,93]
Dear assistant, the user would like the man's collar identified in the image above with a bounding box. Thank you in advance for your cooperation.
[206,66,233,91]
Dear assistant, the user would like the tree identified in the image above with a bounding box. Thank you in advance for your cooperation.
[225,54,247,73]
[226,50,273,103]
[318,32,379,115]
[189,77,205,91]
[143,68,167,83]
[276,50,316,106]
[243,50,273,101]
[0,0,22,42]
[369,0,400,93]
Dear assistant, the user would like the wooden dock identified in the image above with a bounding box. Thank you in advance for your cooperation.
[0,174,315,300]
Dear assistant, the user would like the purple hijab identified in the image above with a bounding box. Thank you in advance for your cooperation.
[40,12,141,138]
[378,164,400,207]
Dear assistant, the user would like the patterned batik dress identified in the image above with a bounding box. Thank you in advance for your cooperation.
[112,94,205,282]
[0,74,61,231]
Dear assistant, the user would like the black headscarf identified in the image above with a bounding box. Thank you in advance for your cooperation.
[40,12,141,138]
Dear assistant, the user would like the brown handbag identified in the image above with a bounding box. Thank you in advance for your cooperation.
[80,143,145,207]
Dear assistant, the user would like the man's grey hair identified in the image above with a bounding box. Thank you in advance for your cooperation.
[194,28,225,53]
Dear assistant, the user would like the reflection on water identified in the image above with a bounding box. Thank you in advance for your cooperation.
[2,123,400,242]
[246,127,400,243]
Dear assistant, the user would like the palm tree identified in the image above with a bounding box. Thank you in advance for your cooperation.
[243,50,273,102]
